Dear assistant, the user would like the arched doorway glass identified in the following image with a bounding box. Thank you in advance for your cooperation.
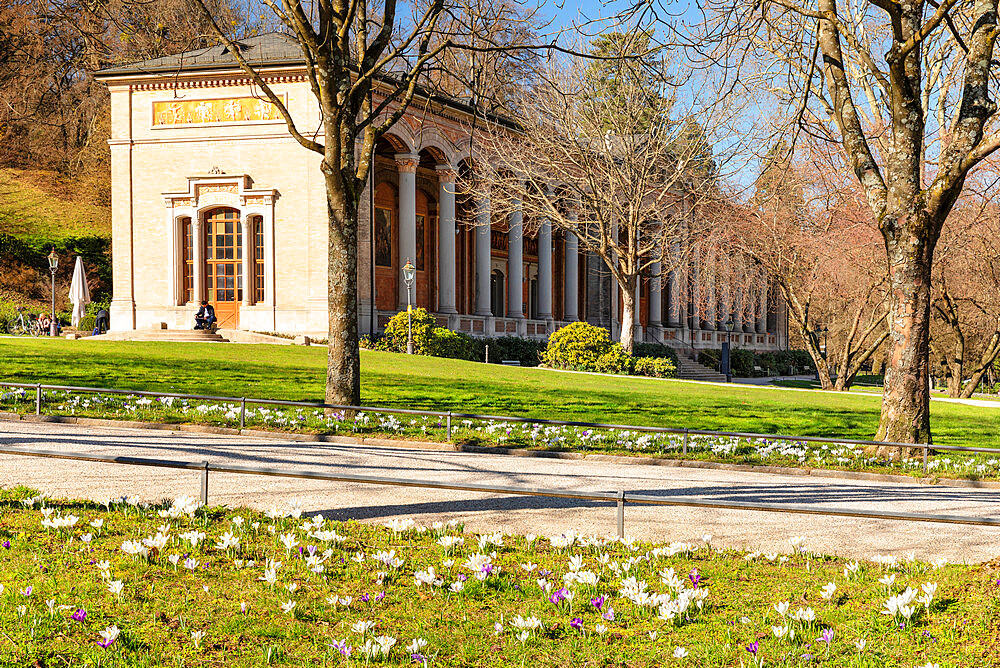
[204,207,242,328]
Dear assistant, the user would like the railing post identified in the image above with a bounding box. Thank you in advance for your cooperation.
[923,445,928,475]
[35,384,41,416]
[200,461,209,506]
[682,429,689,456]
[616,490,625,539]
[446,411,452,441]
[240,397,246,430]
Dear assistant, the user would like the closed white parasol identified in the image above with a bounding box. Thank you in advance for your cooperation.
[69,256,91,327]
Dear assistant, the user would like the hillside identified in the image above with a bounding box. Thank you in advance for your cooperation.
[0,168,112,317]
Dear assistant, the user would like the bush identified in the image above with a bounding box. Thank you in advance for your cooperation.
[542,322,613,371]
[376,308,438,354]
[77,315,96,332]
[472,336,547,366]
[731,349,755,378]
[426,328,475,360]
[698,349,721,370]
[633,342,679,365]
[595,344,634,375]
[359,333,382,350]
[633,356,676,378]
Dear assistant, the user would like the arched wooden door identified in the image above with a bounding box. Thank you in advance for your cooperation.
[373,182,397,311]
[204,207,242,328]
[415,188,437,309]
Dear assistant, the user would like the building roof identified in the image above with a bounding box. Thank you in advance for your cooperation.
[94,33,304,77]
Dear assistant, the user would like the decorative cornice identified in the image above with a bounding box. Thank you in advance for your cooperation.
[435,166,459,183]
[133,74,308,92]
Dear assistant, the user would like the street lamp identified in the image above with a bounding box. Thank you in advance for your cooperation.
[47,249,58,337]
[402,259,416,354]
[722,318,734,383]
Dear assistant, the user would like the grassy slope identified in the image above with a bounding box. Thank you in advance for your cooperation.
[0,168,110,240]
[2,338,999,448]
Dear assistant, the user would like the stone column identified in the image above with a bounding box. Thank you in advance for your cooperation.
[757,280,768,333]
[538,218,553,320]
[507,200,524,318]
[564,219,579,321]
[667,241,682,327]
[705,251,717,329]
[475,193,492,316]
[241,214,252,306]
[649,261,662,327]
[192,214,204,303]
[396,153,419,309]
[436,166,458,314]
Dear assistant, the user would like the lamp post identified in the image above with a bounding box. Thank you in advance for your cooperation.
[47,249,58,337]
[402,259,416,354]
[722,319,734,383]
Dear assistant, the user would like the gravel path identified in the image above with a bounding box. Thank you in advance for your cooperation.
[2,419,999,563]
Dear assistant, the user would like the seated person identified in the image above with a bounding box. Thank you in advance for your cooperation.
[194,301,217,330]
[94,308,109,335]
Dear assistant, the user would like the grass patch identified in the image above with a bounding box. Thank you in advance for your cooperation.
[3,338,1000,452]
[0,485,993,666]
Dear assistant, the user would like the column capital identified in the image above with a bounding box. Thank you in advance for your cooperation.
[395,153,420,173]
[435,165,459,183]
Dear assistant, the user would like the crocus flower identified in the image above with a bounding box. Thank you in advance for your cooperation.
[570,618,583,630]
[21,586,32,597]
[819,628,834,644]
[2,540,9,549]
[689,569,701,588]
[97,625,120,648]
[71,608,87,622]
[591,595,605,610]
[746,641,758,655]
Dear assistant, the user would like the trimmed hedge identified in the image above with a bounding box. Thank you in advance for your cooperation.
[633,356,676,378]
[374,308,475,360]
[595,344,634,375]
[698,348,816,377]
[77,315,96,332]
[472,337,547,367]
[633,342,680,365]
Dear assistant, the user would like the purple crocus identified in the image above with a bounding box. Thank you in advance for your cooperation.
[746,641,758,655]
[97,637,115,649]
[591,595,605,610]
[71,608,87,622]
[21,586,32,597]
[570,618,583,630]
[689,569,701,589]
[360,593,370,603]
[549,587,570,605]
[819,628,834,644]
[2,540,9,549]
[601,607,615,622]
[374,591,385,602]
[330,639,352,657]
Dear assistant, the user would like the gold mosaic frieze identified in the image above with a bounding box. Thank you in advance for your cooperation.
[152,96,283,126]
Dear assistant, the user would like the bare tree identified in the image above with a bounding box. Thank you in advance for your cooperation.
[188,0,654,404]
[701,0,1000,453]
[471,34,742,352]
[930,182,1000,397]
[732,137,889,391]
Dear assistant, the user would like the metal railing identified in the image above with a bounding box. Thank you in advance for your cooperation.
[2,380,997,476]
[1,444,999,537]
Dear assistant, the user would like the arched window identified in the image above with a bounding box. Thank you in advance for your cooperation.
[491,269,505,317]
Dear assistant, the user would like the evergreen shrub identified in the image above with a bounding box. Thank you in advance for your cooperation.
[541,322,613,371]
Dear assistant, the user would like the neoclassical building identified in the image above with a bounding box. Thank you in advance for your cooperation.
[95,34,788,351]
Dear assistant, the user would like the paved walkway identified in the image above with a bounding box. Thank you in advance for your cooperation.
[2,420,999,563]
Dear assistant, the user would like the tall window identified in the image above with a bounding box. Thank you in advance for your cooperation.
[181,217,194,303]
[204,207,242,303]
[252,215,265,304]
[374,207,392,267]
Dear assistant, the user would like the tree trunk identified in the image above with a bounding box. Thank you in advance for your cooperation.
[875,232,933,457]
[323,164,362,407]
[620,284,636,354]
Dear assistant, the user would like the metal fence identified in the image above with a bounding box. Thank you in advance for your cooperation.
[2,444,999,538]
[3,380,1000,476]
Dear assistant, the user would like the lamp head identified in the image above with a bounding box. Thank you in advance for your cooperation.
[724,319,734,332]
[402,259,416,283]
[47,249,58,271]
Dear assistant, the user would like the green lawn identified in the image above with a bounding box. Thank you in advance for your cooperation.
[0,168,110,240]
[0,486,992,667]
[3,337,1000,450]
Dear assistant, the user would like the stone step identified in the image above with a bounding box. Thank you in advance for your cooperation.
[86,329,229,343]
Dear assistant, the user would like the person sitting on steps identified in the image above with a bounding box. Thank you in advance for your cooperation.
[194,301,217,330]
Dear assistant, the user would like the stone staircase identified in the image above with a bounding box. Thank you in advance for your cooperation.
[674,354,729,382]
[84,328,228,343]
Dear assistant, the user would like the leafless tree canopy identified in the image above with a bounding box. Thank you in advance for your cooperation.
[469,33,751,351]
